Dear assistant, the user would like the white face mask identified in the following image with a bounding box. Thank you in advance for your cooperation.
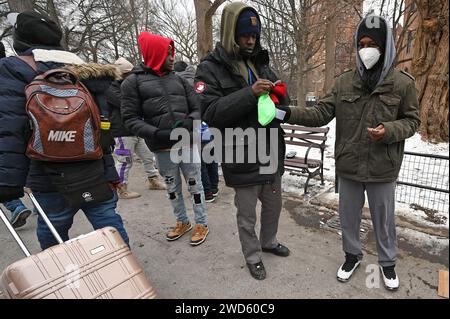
[359,47,381,70]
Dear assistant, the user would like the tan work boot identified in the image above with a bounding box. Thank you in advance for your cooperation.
[190,224,209,246]
[148,176,166,190]
[166,221,192,241]
[118,184,141,199]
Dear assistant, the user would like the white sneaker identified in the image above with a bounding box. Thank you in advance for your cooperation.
[380,265,399,291]
[337,253,361,282]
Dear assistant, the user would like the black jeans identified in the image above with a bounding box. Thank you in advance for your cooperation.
[201,161,219,194]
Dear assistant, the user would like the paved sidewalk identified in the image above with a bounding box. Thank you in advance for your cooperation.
[0,164,448,299]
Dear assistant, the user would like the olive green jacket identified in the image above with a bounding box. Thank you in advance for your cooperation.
[288,69,420,183]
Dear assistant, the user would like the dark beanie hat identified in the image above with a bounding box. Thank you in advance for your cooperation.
[235,9,261,38]
[357,16,387,52]
[12,11,62,53]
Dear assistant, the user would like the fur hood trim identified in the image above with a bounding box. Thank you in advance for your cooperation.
[66,63,122,81]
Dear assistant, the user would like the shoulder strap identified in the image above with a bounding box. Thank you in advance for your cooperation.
[16,55,38,72]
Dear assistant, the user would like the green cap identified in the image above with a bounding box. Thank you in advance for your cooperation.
[258,93,276,126]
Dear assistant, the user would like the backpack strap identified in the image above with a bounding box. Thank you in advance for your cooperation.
[16,55,38,72]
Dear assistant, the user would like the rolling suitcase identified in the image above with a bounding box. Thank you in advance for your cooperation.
[0,190,157,299]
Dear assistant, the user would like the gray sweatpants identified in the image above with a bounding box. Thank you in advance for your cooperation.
[338,177,397,267]
[234,174,282,264]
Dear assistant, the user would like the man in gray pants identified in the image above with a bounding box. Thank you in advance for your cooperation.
[283,15,420,290]
[195,2,291,280]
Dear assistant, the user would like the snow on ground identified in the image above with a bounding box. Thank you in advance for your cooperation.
[283,119,449,229]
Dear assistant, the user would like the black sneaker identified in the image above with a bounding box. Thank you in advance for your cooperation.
[380,265,399,291]
[205,192,215,203]
[262,243,290,257]
[212,189,219,197]
[247,261,266,280]
[10,208,32,229]
[337,253,361,282]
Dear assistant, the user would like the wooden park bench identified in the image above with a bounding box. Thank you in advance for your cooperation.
[281,124,330,194]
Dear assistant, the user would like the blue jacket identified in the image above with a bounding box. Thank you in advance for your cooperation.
[0,48,121,192]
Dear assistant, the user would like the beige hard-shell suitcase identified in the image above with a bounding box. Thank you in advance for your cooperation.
[0,191,157,299]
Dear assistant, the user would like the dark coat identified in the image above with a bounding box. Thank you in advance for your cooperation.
[195,43,289,187]
[0,48,121,192]
[106,80,132,137]
[120,63,201,152]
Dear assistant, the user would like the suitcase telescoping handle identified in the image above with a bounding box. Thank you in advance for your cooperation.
[0,189,64,257]
[0,205,32,257]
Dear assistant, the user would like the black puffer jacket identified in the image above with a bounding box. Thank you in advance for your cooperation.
[120,63,201,152]
[196,44,289,187]
[106,80,131,137]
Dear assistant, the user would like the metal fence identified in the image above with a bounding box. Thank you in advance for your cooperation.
[396,151,449,216]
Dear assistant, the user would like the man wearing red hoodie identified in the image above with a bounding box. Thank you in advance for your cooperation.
[121,32,209,246]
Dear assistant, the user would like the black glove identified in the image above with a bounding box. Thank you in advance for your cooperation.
[0,186,24,203]
[155,129,172,141]
[181,118,194,131]
[276,105,291,122]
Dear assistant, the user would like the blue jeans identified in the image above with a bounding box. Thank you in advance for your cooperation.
[2,199,27,214]
[201,161,219,194]
[34,191,129,250]
[155,149,208,225]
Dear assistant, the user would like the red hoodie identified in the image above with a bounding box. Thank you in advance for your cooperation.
[138,32,174,77]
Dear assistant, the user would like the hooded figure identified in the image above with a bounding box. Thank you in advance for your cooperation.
[355,15,397,91]
[195,2,291,281]
[285,15,420,291]
[121,32,210,247]
[138,32,175,77]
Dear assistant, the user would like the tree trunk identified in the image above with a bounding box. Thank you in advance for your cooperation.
[46,0,67,49]
[411,0,449,142]
[8,0,34,12]
[296,47,306,107]
[324,10,337,93]
[194,0,225,61]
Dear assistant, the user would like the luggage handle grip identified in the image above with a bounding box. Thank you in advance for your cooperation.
[24,188,64,245]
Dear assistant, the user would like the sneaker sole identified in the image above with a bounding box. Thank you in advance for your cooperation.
[190,228,210,246]
[12,210,32,229]
[205,198,216,203]
[166,224,193,241]
[337,262,361,283]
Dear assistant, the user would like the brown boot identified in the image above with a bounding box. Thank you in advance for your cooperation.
[166,221,192,241]
[190,224,209,246]
[148,176,166,190]
[118,184,141,199]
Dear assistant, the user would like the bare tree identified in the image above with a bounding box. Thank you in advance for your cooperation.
[411,0,448,142]
[194,0,226,61]
[154,0,198,64]
[7,0,34,11]
[253,0,327,105]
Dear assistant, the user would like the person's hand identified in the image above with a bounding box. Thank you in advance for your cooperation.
[0,186,24,202]
[251,79,273,97]
[155,129,172,140]
[367,124,385,141]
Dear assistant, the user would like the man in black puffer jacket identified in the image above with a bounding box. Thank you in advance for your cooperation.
[121,32,209,246]
[0,11,129,250]
[195,2,291,280]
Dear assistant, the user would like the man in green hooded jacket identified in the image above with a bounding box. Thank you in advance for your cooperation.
[283,15,420,291]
